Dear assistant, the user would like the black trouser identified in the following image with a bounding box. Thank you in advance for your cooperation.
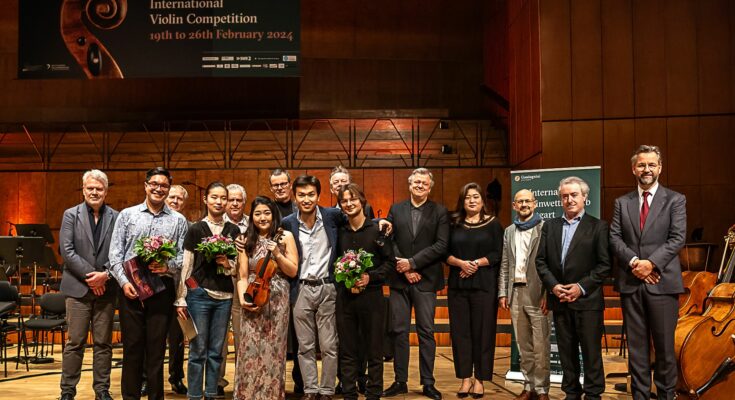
[621,287,678,400]
[336,287,385,400]
[168,313,185,384]
[389,285,437,385]
[447,287,499,380]
[552,307,605,400]
[120,278,175,400]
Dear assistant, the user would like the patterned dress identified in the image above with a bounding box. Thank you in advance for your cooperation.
[233,238,290,400]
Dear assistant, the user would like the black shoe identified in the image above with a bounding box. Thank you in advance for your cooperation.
[60,394,74,400]
[170,380,188,395]
[422,384,443,400]
[95,391,113,400]
[382,381,408,397]
[140,382,148,397]
[335,382,343,394]
[215,385,225,398]
[293,383,305,395]
[357,378,367,394]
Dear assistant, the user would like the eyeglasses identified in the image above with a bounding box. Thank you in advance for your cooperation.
[514,199,535,205]
[146,181,171,190]
[271,182,289,189]
[635,163,659,170]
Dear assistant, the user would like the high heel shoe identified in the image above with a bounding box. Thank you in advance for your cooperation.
[469,392,484,399]
[456,392,469,399]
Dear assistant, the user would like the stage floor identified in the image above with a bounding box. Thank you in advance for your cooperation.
[0,346,634,399]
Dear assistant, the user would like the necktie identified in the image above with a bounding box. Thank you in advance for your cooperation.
[640,191,650,231]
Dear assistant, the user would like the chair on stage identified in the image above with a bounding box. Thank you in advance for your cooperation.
[0,281,29,377]
[22,292,67,364]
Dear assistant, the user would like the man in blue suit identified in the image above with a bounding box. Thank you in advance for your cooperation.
[281,175,343,400]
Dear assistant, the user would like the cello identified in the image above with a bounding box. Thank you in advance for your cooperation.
[242,228,284,308]
[675,225,735,399]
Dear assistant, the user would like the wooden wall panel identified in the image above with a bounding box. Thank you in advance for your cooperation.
[572,121,603,167]
[633,0,667,116]
[666,118,700,186]
[45,172,82,230]
[664,0,698,116]
[539,0,572,120]
[306,169,332,207]
[231,169,260,215]
[0,173,18,235]
[601,0,634,117]
[392,169,412,204]
[700,184,735,254]
[541,122,573,168]
[105,171,146,213]
[698,0,733,114]
[602,187,631,225]
[698,116,733,186]
[362,169,393,219]
[602,120,635,187]
[19,172,46,224]
[570,0,603,119]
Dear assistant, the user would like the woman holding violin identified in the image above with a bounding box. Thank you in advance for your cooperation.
[175,182,241,400]
[233,196,298,400]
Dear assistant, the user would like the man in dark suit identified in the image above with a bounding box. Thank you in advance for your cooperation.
[536,176,610,400]
[383,168,448,400]
[281,175,343,400]
[59,170,119,400]
[609,145,686,400]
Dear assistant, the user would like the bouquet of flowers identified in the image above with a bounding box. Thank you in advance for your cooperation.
[126,235,177,301]
[195,234,238,274]
[133,235,178,265]
[334,249,374,293]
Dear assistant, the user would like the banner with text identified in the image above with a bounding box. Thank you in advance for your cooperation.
[19,0,300,79]
[506,166,601,383]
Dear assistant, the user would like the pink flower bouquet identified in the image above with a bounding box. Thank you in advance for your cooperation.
[334,249,374,292]
[196,234,238,274]
[133,235,177,266]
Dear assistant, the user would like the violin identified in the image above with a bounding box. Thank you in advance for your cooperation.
[675,225,735,398]
[61,0,127,78]
[242,228,284,308]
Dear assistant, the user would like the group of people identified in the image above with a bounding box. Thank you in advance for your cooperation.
[56,144,684,400]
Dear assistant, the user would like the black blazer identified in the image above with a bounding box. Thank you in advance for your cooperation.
[281,206,343,303]
[536,213,611,311]
[386,199,449,292]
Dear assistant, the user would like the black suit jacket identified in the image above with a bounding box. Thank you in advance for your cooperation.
[386,199,449,292]
[536,213,611,311]
[609,186,686,295]
[281,206,343,303]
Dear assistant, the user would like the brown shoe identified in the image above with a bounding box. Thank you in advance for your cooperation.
[537,394,549,400]
[514,391,536,400]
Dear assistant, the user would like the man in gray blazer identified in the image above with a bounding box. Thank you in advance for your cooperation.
[499,189,550,400]
[59,169,119,400]
[610,145,686,400]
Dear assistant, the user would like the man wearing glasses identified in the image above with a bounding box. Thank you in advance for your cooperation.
[499,189,550,400]
[270,168,297,218]
[109,167,189,400]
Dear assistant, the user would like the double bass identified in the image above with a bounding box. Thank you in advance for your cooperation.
[242,228,284,308]
[675,225,735,398]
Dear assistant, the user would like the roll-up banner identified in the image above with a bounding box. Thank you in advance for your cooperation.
[506,166,601,384]
[18,0,300,79]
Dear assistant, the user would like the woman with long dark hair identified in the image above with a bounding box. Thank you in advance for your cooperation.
[233,196,298,400]
[446,182,503,399]
[175,182,241,400]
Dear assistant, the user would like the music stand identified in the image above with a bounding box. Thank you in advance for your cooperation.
[15,224,55,244]
[0,236,47,307]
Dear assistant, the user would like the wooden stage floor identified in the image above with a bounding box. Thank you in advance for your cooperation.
[0,345,634,399]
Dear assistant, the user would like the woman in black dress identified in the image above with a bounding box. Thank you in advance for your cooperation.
[446,182,503,399]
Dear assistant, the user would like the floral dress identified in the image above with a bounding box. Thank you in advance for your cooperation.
[233,238,290,400]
